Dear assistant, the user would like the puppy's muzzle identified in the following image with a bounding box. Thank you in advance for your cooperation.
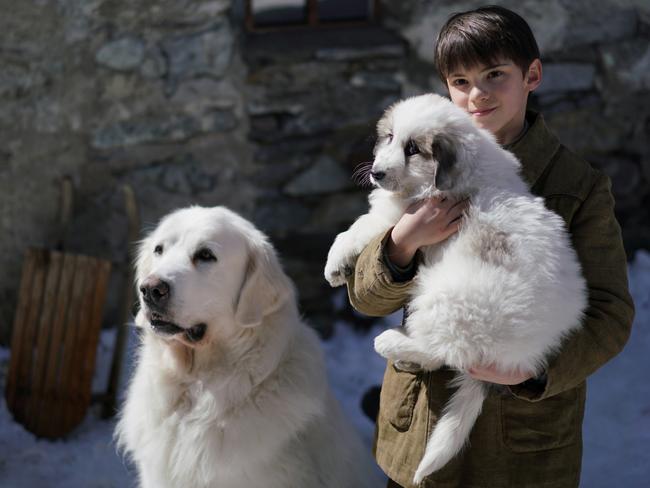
[140,277,170,310]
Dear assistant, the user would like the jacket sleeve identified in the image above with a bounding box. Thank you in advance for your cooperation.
[510,173,635,401]
[345,229,416,317]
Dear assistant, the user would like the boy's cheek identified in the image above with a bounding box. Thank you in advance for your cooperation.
[447,90,468,110]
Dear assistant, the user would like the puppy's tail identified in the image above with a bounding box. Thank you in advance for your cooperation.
[413,372,486,484]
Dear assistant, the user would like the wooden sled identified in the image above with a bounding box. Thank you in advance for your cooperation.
[4,179,137,439]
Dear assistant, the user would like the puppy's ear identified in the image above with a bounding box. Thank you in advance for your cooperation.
[235,239,293,328]
[432,134,457,191]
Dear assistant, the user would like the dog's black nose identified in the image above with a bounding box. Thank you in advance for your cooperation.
[140,277,170,307]
[371,171,386,181]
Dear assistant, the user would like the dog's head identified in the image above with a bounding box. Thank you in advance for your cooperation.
[370,94,490,198]
[135,206,294,348]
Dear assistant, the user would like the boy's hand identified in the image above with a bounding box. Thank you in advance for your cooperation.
[468,364,534,385]
[386,196,468,267]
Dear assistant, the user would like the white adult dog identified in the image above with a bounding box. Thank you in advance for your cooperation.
[325,94,587,483]
[116,206,380,488]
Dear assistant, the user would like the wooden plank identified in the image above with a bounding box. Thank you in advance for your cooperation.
[8,250,48,424]
[5,250,38,410]
[24,251,64,434]
[35,252,77,437]
[48,254,90,438]
[62,255,97,433]
[78,260,111,415]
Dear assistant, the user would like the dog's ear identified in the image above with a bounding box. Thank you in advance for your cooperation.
[432,134,457,191]
[234,239,293,328]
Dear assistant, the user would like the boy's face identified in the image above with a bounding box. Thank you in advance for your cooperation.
[445,58,542,145]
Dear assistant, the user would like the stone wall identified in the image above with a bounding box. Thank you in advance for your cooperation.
[1,0,648,342]
[0,0,254,342]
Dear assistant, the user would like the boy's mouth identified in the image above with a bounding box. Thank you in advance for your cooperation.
[470,107,496,117]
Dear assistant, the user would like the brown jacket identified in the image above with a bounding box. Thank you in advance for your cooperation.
[346,112,635,488]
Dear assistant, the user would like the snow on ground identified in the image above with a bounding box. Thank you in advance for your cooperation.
[0,251,649,488]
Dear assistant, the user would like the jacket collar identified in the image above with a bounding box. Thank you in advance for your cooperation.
[508,111,561,190]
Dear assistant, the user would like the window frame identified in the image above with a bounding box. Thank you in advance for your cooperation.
[245,0,380,32]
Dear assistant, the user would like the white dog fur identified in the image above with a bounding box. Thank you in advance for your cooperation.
[116,206,380,488]
[325,94,587,483]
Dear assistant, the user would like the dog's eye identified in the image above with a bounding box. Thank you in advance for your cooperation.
[387,133,393,143]
[193,248,217,263]
[154,245,163,255]
[405,140,419,157]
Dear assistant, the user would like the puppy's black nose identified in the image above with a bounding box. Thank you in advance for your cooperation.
[371,171,386,181]
[140,277,170,307]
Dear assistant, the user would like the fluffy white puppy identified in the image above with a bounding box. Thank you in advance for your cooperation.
[325,94,587,483]
[116,206,380,488]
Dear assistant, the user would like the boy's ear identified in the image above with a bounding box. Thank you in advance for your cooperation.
[526,59,542,92]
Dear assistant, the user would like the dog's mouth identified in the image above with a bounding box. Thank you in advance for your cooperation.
[149,313,207,343]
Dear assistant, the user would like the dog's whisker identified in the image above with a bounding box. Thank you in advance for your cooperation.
[352,161,374,187]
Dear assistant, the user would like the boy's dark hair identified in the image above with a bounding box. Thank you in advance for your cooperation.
[434,5,540,83]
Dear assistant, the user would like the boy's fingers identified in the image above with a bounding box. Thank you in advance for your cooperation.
[446,197,470,214]
[445,215,463,232]
[446,204,467,224]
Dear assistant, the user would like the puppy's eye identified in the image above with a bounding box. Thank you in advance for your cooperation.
[154,245,163,255]
[405,140,420,157]
[387,133,393,143]
[193,248,217,263]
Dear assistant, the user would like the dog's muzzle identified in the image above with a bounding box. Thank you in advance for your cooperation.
[150,314,207,343]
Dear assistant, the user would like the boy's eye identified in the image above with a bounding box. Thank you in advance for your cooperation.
[487,70,504,79]
[451,78,467,87]
[405,140,420,157]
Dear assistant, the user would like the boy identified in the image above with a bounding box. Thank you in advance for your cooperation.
[346,6,634,488]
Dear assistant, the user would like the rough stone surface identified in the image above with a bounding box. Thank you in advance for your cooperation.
[96,38,146,71]
[284,155,355,196]
[0,0,648,343]
[162,25,234,81]
[536,63,596,94]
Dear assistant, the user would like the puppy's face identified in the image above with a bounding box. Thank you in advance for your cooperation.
[135,207,290,348]
[370,94,476,198]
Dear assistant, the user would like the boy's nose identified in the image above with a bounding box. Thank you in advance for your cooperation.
[469,85,490,102]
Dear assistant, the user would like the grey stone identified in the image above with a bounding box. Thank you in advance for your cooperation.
[247,101,305,116]
[284,155,354,196]
[642,154,650,185]
[592,156,643,199]
[308,192,369,230]
[563,4,637,46]
[140,46,168,79]
[172,79,238,112]
[254,200,312,236]
[349,72,401,91]
[96,38,146,71]
[162,25,233,80]
[602,41,650,91]
[92,110,237,149]
[139,0,230,26]
[536,63,596,94]
[315,45,404,61]
[546,108,624,154]
[158,164,217,194]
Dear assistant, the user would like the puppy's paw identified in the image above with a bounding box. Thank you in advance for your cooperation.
[324,233,358,287]
[323,260,354,287]
[373,328,406,361]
